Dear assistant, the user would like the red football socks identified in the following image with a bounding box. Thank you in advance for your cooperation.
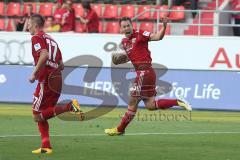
[41,103,72,120]
[155,99,178,109]
[38,121,51,148]
[117,108,137,133]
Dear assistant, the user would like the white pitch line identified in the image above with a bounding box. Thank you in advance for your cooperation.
[1,131,240,138]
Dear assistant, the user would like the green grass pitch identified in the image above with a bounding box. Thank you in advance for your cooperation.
[0,103,240,160]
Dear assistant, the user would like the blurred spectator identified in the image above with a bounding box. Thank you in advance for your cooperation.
[172,0,198,18]
[61,0,75,32]
[232,0,240,36]
[53,0,64,25]
[16,4,33,31]
[44,16,61,32]
[78,1,99,33]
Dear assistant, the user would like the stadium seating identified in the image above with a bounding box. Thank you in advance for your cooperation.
[120,5,135,19]
[6,2,21,17]
[92,3,102,17]
[200,12,214,19]
[137,5,151,20]
[39,3,53,17]
[152,5,169,19]
[105,21,120,33]
[184,18,214,36]
[0,1,225,36]
[73,3,84,17]
[169,5,185,21]
[103,4,118,19]
[22,3,37,15]
[139,22,154,32]
[99,21,103,33]
[0,2,4,16]
[6,18,16,31]
[0,19,5,31]
[206,0,224,9]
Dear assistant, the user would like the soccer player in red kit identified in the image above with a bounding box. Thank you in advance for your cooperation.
[105,17,192,136]
[28,14,82,154]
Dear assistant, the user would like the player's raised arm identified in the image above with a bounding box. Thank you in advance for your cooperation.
[150,16,169,41]
[112,52,130,65]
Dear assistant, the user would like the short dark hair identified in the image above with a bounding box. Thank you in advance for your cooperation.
[119,17,132,25]
[30,14,45,28]
[82,1,91,10]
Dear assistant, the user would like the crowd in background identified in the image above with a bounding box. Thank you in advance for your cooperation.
[1,0,240,36]
[13,0,99,33]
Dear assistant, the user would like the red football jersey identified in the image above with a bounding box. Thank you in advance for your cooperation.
[31,31,62,82]
[121,29,152,70]
[53,8,65,24]
[85,9,99,33]
[61,9,75,32]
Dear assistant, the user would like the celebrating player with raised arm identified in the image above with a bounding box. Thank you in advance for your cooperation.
[28,14,82,154]
[105,17,192,136]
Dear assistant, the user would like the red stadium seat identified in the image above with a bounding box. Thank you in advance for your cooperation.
[0,2,4,16]
[206,0,224,9]
[137,5,151,20]
[22,3,37,15]
[103,4,118,19]
[39,3,53,17]
[184,23,213,36]
[75,21,85,33]
[0,19,5,31]
[99,21,103,33]
[193,18,214,24]
[169,5,185,21]
[6,18,16,31]
[184,27,197,35]
[200,12,213,19]
[184,17,214,36]
[200,26,213,35]
[6,2,21,16]
[139,22,154,32]
[91,4,102,17]
[157,24,171,35]
[152,5,169,19]
[120,5,135,19]
[105,21,120,33]
[73,3,84,17]
[199,19,213,35]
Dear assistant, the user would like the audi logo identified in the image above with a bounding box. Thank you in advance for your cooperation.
[0,40,33,65]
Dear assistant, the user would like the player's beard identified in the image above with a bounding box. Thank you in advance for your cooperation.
[125,30,132,37]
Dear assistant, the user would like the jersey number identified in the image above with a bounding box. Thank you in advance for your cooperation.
[46,39,57,62]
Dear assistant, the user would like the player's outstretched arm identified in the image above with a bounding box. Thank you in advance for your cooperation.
[112,52,129,65]
[150,16,169,41]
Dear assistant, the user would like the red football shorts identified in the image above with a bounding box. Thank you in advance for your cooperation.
[130,68,156,98]
[32,72,62,114]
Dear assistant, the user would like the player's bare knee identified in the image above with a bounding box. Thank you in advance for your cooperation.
[33,114,43,122]
[145,104,156,111]
[129,97,140,106]
[33,117,39,122]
